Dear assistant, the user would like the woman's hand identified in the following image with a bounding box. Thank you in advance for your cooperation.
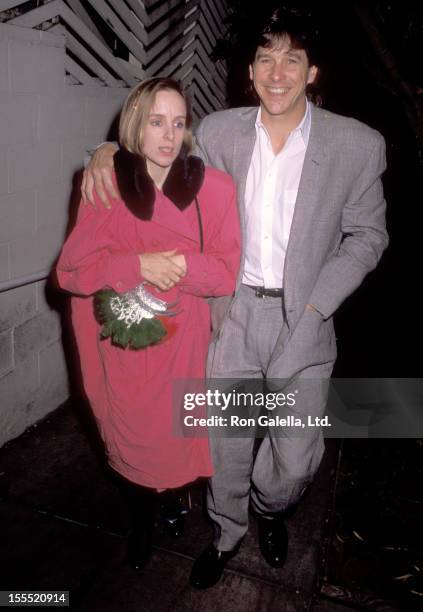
[139,250,186,291]
[81,142,119,208]
[169,254,187,276]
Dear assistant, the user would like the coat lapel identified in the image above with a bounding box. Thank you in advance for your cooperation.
[151,190,200,245]
[232,108,258,230]
[114,148,204,246]
[283,105,328,284]
[230,108,257,284]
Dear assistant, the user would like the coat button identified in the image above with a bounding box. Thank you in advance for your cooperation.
[116,281,123,288]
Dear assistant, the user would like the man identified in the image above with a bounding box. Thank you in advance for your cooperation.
[83,8,388,590]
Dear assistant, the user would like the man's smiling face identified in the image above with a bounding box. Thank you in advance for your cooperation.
[249,36,317,124]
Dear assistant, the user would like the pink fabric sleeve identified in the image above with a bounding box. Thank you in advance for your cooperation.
[56,192,142,296]
[178,180,241,297]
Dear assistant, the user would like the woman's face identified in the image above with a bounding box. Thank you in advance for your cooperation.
[142,89,187,185]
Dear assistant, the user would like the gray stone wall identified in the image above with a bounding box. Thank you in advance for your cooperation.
[0,23,128,446]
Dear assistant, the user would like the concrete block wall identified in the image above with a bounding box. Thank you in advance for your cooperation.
[0,24,128,446]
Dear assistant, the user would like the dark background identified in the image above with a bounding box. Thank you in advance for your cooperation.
[216,0,422,378]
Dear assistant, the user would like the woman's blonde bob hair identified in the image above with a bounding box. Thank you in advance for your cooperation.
[119,77,193,156]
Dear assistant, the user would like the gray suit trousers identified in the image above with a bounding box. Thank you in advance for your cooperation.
[206,285,337,551]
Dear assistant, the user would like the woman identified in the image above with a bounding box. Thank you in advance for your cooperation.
[56,77,240,568]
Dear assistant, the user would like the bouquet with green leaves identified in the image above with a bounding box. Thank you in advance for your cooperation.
[94,283,178,349]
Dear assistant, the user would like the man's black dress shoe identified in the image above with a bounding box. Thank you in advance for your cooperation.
[256,514,288,568]
[190,544,237,589]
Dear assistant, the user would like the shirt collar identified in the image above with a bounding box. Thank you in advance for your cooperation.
[255,98,311,147]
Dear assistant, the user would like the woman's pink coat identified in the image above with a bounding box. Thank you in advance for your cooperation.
[57,166,240,488]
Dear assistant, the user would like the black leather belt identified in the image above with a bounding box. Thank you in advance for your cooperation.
[245,285,284,298]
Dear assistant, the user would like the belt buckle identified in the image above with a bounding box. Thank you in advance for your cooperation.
[254,287,264,298]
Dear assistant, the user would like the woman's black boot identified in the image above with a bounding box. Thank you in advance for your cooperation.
[159,487,190,538]
[123,480,157,570]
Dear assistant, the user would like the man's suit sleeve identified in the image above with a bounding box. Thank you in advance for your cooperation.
[308,133,389,318]
[194,119,210,164]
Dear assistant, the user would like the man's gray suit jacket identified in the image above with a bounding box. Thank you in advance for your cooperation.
[195,104,389,339]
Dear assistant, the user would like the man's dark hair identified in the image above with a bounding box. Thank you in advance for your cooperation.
[247,6,321,67]
[245,6,323,105]
[214,3,325,106]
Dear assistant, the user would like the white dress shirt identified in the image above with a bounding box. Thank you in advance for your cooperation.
[242,99,311,288]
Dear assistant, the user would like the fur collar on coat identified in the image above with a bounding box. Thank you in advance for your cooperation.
[114,147,205,221]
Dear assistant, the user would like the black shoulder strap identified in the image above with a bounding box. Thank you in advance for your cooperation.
[194,196,204,253]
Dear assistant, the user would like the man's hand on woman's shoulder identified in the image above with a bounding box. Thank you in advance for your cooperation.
[82,142,119,208]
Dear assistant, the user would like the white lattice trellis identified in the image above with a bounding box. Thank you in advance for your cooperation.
[0,0,229,119]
